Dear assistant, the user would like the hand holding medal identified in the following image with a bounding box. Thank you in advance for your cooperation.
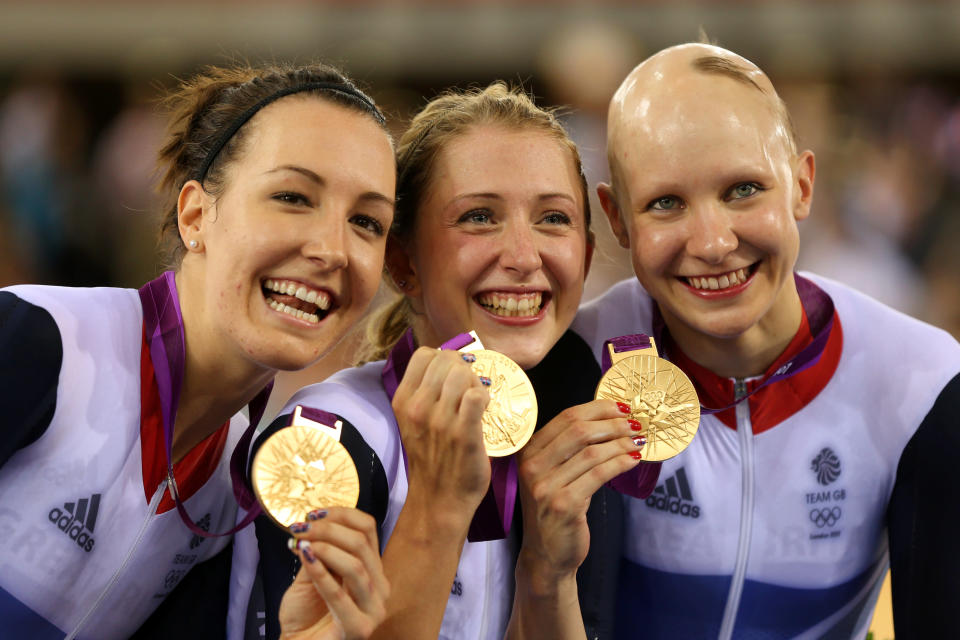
[595,334,700,462]
[251,406,360,528]
[454,331,538,457]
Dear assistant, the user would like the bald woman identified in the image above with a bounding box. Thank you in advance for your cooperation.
[570,43,960,639]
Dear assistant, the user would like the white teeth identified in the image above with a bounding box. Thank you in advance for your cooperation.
[477,291,544,317]
[263,279,332,313]
[687,268,750,290]
[268,300,319,324]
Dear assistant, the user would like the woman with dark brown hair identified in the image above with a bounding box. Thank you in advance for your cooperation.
[0,62,394,639]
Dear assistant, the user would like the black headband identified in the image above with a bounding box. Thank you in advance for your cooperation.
[195,81,386,184]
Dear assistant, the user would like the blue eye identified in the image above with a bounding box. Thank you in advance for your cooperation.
[728,183,763,200]
[350,214,384,236]
[648,196,682,211]
[458,209,493,225]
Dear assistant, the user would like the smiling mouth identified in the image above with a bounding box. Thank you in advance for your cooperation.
[684,264,757,291]
[262,278,333,324]
[475,291,545,318]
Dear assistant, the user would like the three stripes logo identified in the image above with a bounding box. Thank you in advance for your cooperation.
[644,467,701,518]
[48,494,100,552]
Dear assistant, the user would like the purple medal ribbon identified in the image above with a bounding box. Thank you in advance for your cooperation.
[381,329,517,542]
[139,271,271,537]
[652,273,836,414]
[294,406,341,429]
[598,334,662,499]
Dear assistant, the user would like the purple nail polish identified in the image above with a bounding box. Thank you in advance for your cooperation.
[289,522,310,534]
[297,539,316,563]
[306,509,327,521]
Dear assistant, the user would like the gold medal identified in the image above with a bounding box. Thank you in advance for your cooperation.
[251,406,360,527]
[595,338,700,462]
[459,332,537,457]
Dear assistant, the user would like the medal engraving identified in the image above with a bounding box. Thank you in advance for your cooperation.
[470,350,537,457]
[251,424,360,527]
[596,353,700,462]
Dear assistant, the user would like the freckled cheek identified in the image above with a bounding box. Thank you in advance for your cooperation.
[449,243,495,280]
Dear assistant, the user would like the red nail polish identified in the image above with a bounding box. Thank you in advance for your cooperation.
[628,419,643,431]
[633,435,646,447]
[629,450,642,460]
[617,402,631,414]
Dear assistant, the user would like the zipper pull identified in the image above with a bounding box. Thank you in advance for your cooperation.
[734,378,747,401]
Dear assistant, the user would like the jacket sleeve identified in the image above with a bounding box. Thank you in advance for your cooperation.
[0,291,63,469]
[887,371,960,637]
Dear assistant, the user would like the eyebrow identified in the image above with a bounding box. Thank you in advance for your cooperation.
[267,164,324,183]
[452,192,578,205]
[267,164,394,207]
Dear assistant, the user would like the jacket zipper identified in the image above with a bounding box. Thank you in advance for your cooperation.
[477,543,491,639]
[66,482,165,639]
[718,379,754,640]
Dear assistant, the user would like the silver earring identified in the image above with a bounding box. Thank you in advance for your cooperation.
[189,240,198,249]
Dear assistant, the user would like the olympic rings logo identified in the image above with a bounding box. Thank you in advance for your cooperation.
[809,507,842,528]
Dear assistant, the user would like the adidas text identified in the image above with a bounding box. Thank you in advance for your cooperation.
[645,495,701,518]
[48,507,96,552]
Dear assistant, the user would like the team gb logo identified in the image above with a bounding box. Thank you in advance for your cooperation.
[811,447,841,486]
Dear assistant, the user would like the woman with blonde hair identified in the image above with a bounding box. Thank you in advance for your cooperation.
[249,82,658,639]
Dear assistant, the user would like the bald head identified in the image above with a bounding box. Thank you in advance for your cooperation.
[606,43,797,198]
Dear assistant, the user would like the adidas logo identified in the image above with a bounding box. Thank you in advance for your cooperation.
[645,467,701,519]
[48,494,99,552]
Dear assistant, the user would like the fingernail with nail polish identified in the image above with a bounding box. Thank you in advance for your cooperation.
[289,522,310,534]
[617,402,631,414]
[629,450,643,460]
[479,376,492,387]
[306,509,327,521]
[297,539,316,563]
[633,435,646,447]
[462,353,476,363]
[628,419,643,431]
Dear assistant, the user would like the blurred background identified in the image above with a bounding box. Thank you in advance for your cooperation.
[5,2,954,635]
[1,1,957,420]
[3,0,959,325]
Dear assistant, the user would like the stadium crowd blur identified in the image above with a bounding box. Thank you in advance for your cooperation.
[1,10,958,377]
